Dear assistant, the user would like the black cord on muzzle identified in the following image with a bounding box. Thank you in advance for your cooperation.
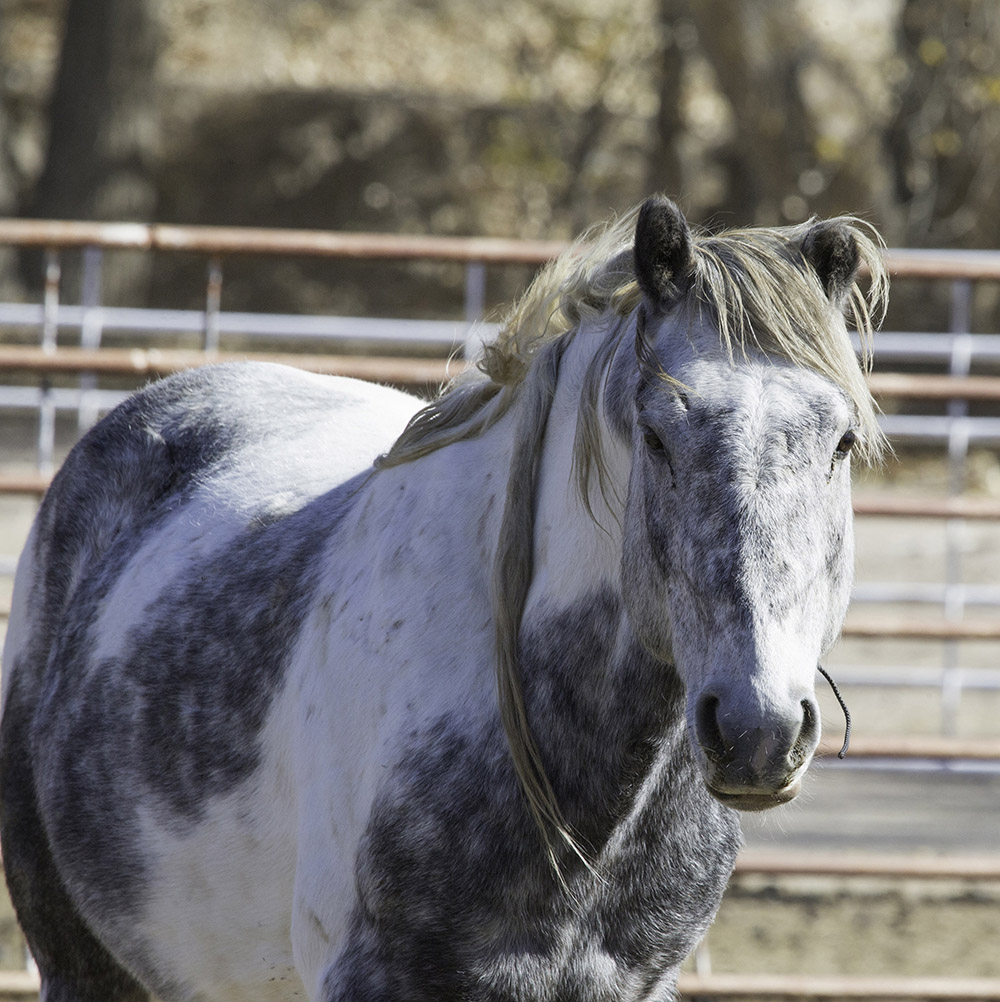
[817,665,852,759]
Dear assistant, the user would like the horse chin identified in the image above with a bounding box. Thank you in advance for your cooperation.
[704,779,802,812]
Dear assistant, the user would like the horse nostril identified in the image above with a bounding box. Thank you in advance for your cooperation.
[790,697,820,770]
[695,693,725,761]
[800,698,818,740]
[695,691,821,783]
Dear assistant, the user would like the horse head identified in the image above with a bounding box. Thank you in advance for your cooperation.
[620,196,879,810]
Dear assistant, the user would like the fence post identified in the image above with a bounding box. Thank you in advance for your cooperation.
[37,249,61,475]
[205,255,223,354]
[78,245,104,433]
[941,279,974,735]
[462,261,487,359]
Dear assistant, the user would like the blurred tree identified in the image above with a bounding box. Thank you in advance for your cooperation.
[883,0,1000,247]
[0,7,23,297]
[26,0,162,222]
[689,0,817,224]
[649,0,822,225]
[23,0,163,299]
[645,0,687,204]
[0,96,15,219]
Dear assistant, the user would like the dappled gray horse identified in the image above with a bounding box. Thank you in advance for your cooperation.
[0,196,886,1002]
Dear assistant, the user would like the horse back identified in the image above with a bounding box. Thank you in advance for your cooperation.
[5,362,418,686]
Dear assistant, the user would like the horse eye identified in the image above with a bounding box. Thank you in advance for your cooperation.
[835,430,857,456]
[642,425,666,455]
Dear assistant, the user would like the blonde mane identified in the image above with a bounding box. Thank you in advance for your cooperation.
[376,204,889,871]
[378,204,888,472]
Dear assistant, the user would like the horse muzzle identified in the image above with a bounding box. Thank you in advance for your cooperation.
[693,692,821,812]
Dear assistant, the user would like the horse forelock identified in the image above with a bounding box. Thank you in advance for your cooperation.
[687,219,888,464]
[380,203,886,480]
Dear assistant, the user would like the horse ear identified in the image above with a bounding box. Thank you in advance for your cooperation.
[801,220,859,304]
[634,195,693,306]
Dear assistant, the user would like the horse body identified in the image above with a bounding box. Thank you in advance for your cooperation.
[0,197,887,1002]
[2,364,428,999]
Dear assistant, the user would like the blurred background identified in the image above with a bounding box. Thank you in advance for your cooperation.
[1,0,1000,314]
[2,0,1000,995]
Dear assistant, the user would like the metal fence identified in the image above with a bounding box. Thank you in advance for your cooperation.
[0,220,999,999]
[2,223,1000,699]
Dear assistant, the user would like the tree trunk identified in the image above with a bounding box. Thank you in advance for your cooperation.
[23,0,164,301]
[685,0,816,224]
[0,6,24,297]
[645,0,689,203]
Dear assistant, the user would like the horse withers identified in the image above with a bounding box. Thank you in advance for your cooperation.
[0,196,886,1002]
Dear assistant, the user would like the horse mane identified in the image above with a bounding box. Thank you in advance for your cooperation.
[377,204,888,472]
[375,203,889,870]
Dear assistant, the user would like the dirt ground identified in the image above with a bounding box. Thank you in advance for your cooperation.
[705,877,1000,979]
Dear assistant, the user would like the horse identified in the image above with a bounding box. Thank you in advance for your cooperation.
[0,196,887,1002]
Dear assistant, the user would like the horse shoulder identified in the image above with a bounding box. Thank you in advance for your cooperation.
[283,443,509,991]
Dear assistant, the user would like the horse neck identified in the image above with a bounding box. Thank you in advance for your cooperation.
[512,320,686,781]
[510,324,696,852]
[414,326,700,853]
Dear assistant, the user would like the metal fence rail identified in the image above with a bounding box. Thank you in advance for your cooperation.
[0,219,999,1002]
[1,220,1000,632]
[676,973,1000,1000]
